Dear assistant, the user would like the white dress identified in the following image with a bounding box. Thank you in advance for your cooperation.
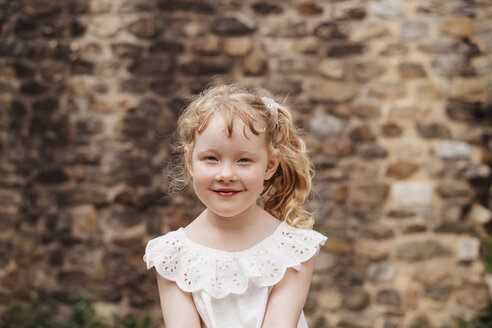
[144,221,328,328]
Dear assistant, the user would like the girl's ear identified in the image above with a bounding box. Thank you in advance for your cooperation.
[265,149,280,180]
[184,146,193,177]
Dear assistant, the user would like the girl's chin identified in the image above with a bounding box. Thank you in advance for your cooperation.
[206,205,257,219]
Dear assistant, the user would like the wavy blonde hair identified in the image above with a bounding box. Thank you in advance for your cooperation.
[170,84,314,229]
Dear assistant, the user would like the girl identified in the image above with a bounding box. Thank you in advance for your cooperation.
[144,84,327,328]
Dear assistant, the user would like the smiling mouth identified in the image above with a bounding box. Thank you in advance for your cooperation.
[213,189,241,197]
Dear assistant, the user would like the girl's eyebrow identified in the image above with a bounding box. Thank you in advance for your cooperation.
[196,148,257,156]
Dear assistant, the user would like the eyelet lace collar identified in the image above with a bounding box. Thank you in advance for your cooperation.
[144,221,327,299]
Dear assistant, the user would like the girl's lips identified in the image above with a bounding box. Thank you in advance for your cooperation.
[213,189,241,197]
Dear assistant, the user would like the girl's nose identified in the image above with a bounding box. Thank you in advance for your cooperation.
[215,163,237,182]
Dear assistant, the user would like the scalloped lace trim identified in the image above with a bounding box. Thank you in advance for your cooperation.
[143,221,327,299]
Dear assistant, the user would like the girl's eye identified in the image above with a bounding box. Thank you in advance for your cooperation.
[238,158,250,163]
[206,156,217,161]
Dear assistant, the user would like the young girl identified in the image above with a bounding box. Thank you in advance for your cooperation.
[144,84,327,328]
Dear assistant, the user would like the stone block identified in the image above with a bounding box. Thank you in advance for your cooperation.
[251,2,283,15]
[327,43,365,57]
[295,2,323,15]
[20,80,49,95]
[431,55,467,77]
[449,78,489,103]
[401,21,428,40]
[314,22,348,40]
[436,140,473,159]
[212,17,256,36]
[111,43,143,58]
[319,290,342,311]
[351,102,381,119]
[367,262,396,283]
[436,180,471,198]
[128,17,163,39]
[440,17,474,38]
[181,58,232,75]
[353,61,386,82]
[398,63,427,78]
[446,100,482,121]
[309,114,344,138]
[90,16,120,38]
[457,237,480,261]
[351,21,389,42]
[468,203,491,224]
[424,283,453,302]
[265,20,308,38]
[182,22,207,37]
[349,125,375,142]
[224,37,252,56]
[416,123,451,139]
[129,56,174,76]
[377,289,400,306]
[342,287,370,311]
[355,242,389,261]
[274,57,309,74]
[149,41,185,54]
[371,2,406,19]
[381,123,403,137]
[350,183,389,207]
[339,312,374,328]
[456,283,489,310]
[333,6,366,20]
[392,182,433,206]
[359,143,388,159]
[243,54,267,75]
[368,82,406,99]
[192,37,220,55]
[396,240,451,261]
[306,80,359,103]
[386,162,419,179]
[380,43,408,56]
[319,59,346,79]
[418,38,459,54]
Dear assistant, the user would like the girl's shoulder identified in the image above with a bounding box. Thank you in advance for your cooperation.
[143,222,327,298]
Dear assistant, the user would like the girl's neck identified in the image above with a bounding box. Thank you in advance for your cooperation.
[203,204,262,233]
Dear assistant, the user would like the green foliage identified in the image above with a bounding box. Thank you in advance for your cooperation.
[444,300,492,328]
[0,294,157,328]
[485,73,492,104]
[484,236,492,274]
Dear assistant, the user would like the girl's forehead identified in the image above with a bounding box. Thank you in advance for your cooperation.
[193,115,269,151]
[199,114,266,139]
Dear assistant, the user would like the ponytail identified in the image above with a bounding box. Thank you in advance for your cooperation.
[262,104,314,229]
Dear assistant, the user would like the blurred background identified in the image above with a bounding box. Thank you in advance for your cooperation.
[1,0,492,327]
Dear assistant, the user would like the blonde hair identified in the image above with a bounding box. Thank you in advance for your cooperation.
[170,84,314,229]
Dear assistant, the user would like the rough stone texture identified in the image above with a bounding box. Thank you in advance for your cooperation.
[386,162,419,179]
[309,114,344,138]
[437,140,474,159]
[401,21,428,40]
[367,262,396,283]
[1,0,491,326]
[391,182,433,206]
[457,237,480,261]
[396,240,452,261]
[306,80,359,103]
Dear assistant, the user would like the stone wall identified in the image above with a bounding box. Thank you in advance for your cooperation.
[1,0,492,327]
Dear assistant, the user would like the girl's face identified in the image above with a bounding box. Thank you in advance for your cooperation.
[185,115,280,220]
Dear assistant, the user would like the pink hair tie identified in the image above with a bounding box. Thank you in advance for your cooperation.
[261,97,279,121]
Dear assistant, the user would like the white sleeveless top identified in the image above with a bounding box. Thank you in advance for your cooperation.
[144,221,327,328]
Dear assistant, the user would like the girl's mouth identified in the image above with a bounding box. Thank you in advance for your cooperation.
[214,189,241,197]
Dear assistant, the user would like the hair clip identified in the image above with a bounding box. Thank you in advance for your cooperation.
[261,97,279,121]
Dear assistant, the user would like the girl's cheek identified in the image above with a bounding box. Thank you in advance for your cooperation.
[193,164,214,177]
